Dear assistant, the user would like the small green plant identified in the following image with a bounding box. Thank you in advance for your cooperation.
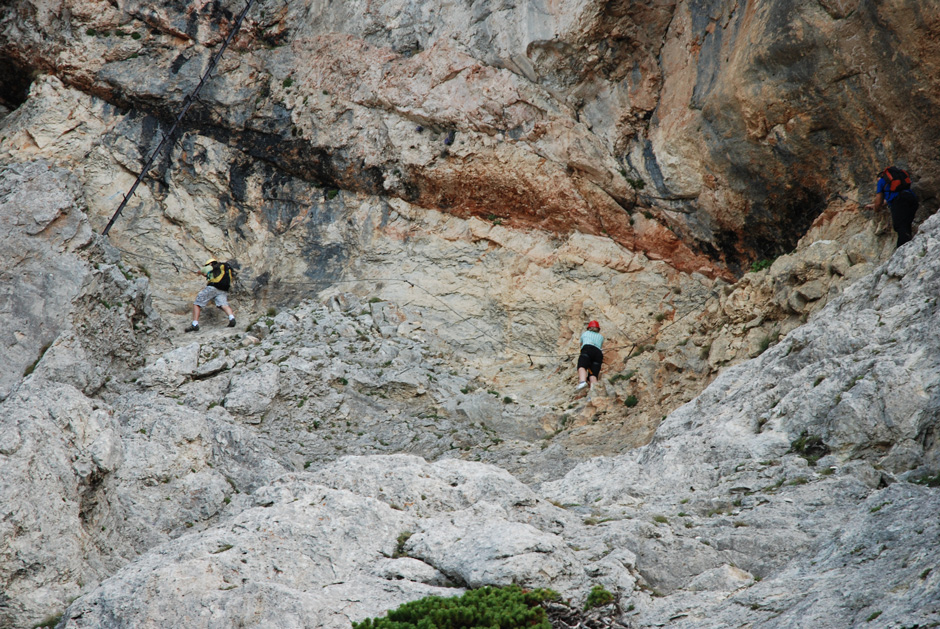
[353,585,558,629]
[626,177,645,190]
[503,396,513,404]
[749,258,773,273]
[920,568,932,579]
[757,334,774,354]
[609,370,636,385]
[790,431,830,466]
[624,395,638,408]
[866,610,882,622]
[814,375,825,387]
[655,312,666,322]
[86,28,96,36]
[584,585,614,610]
[326,189,339,199]
[131,31,141,39]
[31,614,63,629]
[23,342,53,378]
[653,515,668,524]
[911,473,940,487]
[282,77,294,88]
[393,531,412,558]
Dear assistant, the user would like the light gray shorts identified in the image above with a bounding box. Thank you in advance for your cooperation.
[194,285,229,308]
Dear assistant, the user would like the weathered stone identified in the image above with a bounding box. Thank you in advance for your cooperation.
[2,3,940,628]
[223,362,280,418]
[0,160,93,400]
[138,343,200,388]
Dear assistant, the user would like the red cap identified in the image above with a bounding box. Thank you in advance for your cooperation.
[587,320,600,330]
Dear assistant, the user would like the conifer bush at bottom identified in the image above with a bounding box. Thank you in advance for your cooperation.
[351,584,559,629]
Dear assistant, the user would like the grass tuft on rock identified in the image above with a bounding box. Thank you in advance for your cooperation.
[789,430,830,466]
[392,531,412,558]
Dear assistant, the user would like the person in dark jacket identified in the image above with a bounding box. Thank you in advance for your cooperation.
[185,258,236,332]
[866,166,919,248]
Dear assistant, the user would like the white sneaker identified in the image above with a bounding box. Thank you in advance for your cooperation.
[575,382,588,391]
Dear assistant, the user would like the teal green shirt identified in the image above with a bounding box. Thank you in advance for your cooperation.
[580,330,604,350]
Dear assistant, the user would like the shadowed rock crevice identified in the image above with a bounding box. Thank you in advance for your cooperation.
[0,54,33,112]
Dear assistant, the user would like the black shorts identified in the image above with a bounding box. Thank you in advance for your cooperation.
[577,344,603,378]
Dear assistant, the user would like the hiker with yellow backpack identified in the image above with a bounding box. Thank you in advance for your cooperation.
[866,166,919,249]
[185,258,237,332]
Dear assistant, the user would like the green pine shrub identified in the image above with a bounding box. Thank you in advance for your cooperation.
[352,585,559,629]
[583,585,614,609]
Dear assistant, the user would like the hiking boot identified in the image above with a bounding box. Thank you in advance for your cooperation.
[575,382,588,391]
[227,318,237,328]
[185,322,199,333]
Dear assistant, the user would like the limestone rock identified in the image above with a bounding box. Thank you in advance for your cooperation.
[8,0,937,269]
[56,456,600,628]
[543,214,940,626]
[138,343,200,388]
[223,361,280,418]
[2,4,940,627]
[0,160,93,400]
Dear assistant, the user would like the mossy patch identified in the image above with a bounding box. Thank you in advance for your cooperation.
[789,430,830,466]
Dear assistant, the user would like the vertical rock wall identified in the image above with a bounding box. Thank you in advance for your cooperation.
[2,0,938,268]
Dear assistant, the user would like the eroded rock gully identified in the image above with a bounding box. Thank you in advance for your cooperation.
[2,0,940,627]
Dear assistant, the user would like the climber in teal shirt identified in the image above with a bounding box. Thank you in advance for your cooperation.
[576,320,604,391]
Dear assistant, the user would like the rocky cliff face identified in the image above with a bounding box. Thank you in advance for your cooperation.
[1,162,938,628]
[3,0,938,269]
[2,0,940,627]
